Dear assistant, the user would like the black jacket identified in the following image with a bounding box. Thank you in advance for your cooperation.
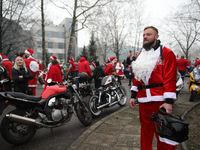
[89,66,104,88]
[0,65,11,91]
[12,67,34,91]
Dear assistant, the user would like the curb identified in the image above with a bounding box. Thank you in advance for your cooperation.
[68,106,130,150]
[180,101,200,150]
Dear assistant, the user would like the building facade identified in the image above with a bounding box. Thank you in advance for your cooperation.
[31,18,78,64]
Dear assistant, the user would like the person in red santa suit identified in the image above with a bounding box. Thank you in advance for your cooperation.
[69,57,76,77]
[115,60,124,85]
[44,59,63,89]
[130,26,177,150]
[1,55,13,80]
[176,55,189,82]
[24,48,39,95]
[78,56,91,77]
[104,56,116,76]
[47,55,57,71]
[195,57,200,67]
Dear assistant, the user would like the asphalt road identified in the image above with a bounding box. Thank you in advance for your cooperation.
[0,80,131,150]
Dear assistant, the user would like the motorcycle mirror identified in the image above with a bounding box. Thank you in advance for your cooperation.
[47,78,52,83]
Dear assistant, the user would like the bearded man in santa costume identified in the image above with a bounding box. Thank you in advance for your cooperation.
[104,56,116,76]
[24,49,39,95]
[130,26,177,150]
[1,55,13,80]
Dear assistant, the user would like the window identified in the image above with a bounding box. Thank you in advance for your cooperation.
[37,30,42,37]
[58,53,63,59]
[58,32,63,38]
[58,43,63,49]
[48,42,53,48]
[37,42,42,48]
[48,31,53,37]
[69,22,72,33]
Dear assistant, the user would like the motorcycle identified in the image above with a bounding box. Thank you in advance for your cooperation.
[86,74,127,118]
[0,73,92,145]
[187,64,200,102]
[176,70,184,98]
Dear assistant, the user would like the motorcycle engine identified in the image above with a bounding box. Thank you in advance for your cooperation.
[49,97,71,122]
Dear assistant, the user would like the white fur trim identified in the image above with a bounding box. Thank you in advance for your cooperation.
[130,86,138,92]
[164,92,176,99]
[2,58,9,61]
[137,95,164,103]
[159,136,179,146]
[25,49,30,55]
[28,85,37,87]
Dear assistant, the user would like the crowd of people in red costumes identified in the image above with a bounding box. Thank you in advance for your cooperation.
[0,48,134,96]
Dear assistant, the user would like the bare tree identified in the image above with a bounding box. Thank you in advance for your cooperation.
[41,0,47,69]
[0,0,39,58]
[49,0,114,62]
[163,2,200,60]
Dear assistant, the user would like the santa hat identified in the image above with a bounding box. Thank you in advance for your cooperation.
[0,53,2,60]
[50,55,57,60]
[59,63,63,67]
[25,49,34,56]
[108,56,116,62]
[2,55,9,61]
[70,57,74,61]
[196,57,199,60]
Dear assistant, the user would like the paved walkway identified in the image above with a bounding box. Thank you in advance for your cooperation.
[68,89,200,150]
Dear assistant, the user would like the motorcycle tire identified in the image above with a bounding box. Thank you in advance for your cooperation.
[86,95,102,118]
[117,85,127,106]
[76,101,92,126]
[0,109,37,145]
[39,77,45,85]
[189,91,197,102]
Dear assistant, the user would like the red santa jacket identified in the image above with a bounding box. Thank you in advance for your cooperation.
[104,63,114,76]
[78,57,91,77]
[44,64,63,89]
[2,60,13,80]
[24,57,39,87]
[176,58,189,71]
[69,60,76,72]
[131,46,177,103]
[195,60,200,67]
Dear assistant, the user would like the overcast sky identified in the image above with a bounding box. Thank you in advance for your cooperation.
[46,0,188,47]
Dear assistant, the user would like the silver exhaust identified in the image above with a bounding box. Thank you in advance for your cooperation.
[6,114,72,128]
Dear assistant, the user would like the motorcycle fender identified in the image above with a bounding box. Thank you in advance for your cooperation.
[0,100,8,116]
[190,84,199,92]
[74,102,79,111]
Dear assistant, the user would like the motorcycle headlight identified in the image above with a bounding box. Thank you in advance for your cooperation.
[72,84,77,89]
[194,74,200,81]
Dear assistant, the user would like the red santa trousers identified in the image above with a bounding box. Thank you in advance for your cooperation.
[139,102,177,150]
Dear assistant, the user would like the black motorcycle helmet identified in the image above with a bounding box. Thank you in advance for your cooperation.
[78,72,88,83]
[151,108,189,143]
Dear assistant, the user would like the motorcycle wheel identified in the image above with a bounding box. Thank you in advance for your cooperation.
[87,95,102,118]
[117,85,127,106]
[189,91,197,102]
[76,101,92,126]
[39,77,45,85]
[0,109,37,145]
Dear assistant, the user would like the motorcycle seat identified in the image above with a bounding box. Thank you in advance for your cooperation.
[6,92,42,101]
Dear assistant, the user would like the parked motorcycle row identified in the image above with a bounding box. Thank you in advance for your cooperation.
[0,72,127,145]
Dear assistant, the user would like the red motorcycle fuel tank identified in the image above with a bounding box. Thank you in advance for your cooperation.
[41,85,67,99]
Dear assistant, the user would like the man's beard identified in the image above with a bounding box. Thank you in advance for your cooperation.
[132,48,160,82]
[143,40,155,50]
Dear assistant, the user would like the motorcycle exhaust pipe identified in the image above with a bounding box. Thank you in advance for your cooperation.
[6,114,49,128]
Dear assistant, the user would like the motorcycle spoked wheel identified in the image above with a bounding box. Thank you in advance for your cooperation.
[117,85,127,106]
[0,109,37,145]
[189,91,197,102]
[76,101,92,126]
[87,95,102,118]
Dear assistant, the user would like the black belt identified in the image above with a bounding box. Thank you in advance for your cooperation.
[138,83,163,90]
